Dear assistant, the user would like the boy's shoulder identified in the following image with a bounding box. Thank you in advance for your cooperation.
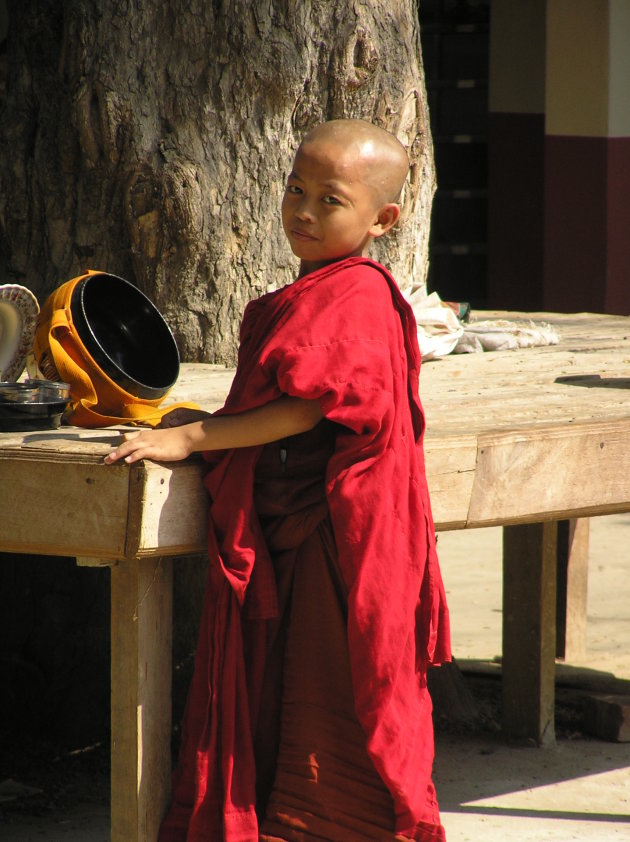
[304,257,400,301]
[296,258,410,340]
[326,258,408,315]
[249,258,407,337]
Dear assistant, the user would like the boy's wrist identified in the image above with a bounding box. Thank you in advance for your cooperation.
[183,418,215,454]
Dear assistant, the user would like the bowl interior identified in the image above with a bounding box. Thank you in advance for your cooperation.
[75,274,179,396]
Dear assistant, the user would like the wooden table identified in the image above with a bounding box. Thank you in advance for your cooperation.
[2,311,630,840]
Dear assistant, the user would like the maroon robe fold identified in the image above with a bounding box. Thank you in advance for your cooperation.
[158,256,451,842]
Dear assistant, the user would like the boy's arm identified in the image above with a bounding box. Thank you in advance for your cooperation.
[104,395,323,464]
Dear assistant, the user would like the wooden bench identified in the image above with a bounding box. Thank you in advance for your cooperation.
[2,311,630,840]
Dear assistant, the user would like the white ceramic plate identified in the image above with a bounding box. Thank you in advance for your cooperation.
[0,284,40,382]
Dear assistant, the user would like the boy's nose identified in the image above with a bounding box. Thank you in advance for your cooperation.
[294,198,316,222]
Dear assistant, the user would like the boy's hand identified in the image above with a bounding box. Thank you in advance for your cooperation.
[104,425,194,464]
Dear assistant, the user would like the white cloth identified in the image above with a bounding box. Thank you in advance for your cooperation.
[403,289,464,361]
[454,319,559,354]
[402,285,559,359]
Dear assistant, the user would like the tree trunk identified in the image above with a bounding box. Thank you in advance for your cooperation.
[0,0,434,365]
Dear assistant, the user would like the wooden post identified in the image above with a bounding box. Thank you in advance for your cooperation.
[502,522,557,746]
[555,518,590,661]
[110,557,173,842]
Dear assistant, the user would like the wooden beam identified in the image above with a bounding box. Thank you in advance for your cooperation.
[468,420,630,527]
[556,518,590,661]
[502,522,557,745]
[125,460,208,558]
[424,433,478,530]
[0,456,130,558]
[76,556,117,567]
[110,557,173,842]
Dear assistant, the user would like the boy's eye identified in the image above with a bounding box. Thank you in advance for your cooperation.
[286,184,302,194]
[323,195,341,205]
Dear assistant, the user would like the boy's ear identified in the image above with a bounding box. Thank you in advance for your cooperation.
[369,203,401,238]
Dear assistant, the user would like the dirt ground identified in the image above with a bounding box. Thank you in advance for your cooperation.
[1,514,629,841]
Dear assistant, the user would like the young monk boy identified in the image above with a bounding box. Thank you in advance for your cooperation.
[106,118,451,842]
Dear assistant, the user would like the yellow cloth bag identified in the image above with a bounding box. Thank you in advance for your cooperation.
[33,270,199,427]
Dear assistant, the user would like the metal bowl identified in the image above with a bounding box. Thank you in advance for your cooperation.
[69,273,180,400]
[0,380,71,401]
[0,381,71,431]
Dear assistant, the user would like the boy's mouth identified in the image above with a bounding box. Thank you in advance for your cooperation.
[290,228,317,242]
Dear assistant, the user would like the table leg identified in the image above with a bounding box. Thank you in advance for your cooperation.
[556,518,590,661]
[110,557,173,842]
[502,522,557,746]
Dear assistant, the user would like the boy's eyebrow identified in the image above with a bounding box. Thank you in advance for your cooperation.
[286,168,356,205]
[287,168,350,196]
[321,180,349,194]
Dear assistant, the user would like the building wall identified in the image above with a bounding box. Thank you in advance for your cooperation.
[488,0,630,315]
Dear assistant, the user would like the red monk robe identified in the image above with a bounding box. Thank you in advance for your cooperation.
[158,256,451,842]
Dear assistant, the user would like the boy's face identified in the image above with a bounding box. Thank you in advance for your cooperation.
[282,139,388,276]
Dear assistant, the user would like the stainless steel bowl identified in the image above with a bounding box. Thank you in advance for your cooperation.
[0,380,71,430]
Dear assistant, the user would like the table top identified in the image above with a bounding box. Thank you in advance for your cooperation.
[2,311,630,559]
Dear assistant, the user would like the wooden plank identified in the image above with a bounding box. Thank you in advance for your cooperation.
[110,557,173,842]
[556,518,590,660]
[76,556,118,567]
[126,461,208,556]
[502,522,557,746]
[0,456,130,558]
[0,427,123,456]
[424,434,478,530]
[419,311,630,438]
[467,419,630,527]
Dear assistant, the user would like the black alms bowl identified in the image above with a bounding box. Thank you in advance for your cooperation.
[70,273,180,400]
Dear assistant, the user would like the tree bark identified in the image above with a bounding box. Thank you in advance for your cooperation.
[0,0,434,364]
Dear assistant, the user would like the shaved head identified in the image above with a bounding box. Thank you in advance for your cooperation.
[299,119,409,206]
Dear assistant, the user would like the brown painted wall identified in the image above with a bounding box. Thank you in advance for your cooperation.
[544,136,630,315]
[606,138,630,315]
[543,136,607,312]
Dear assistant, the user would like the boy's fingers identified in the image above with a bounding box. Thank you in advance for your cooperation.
[104,427,190,464]
[104,432,143,464]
